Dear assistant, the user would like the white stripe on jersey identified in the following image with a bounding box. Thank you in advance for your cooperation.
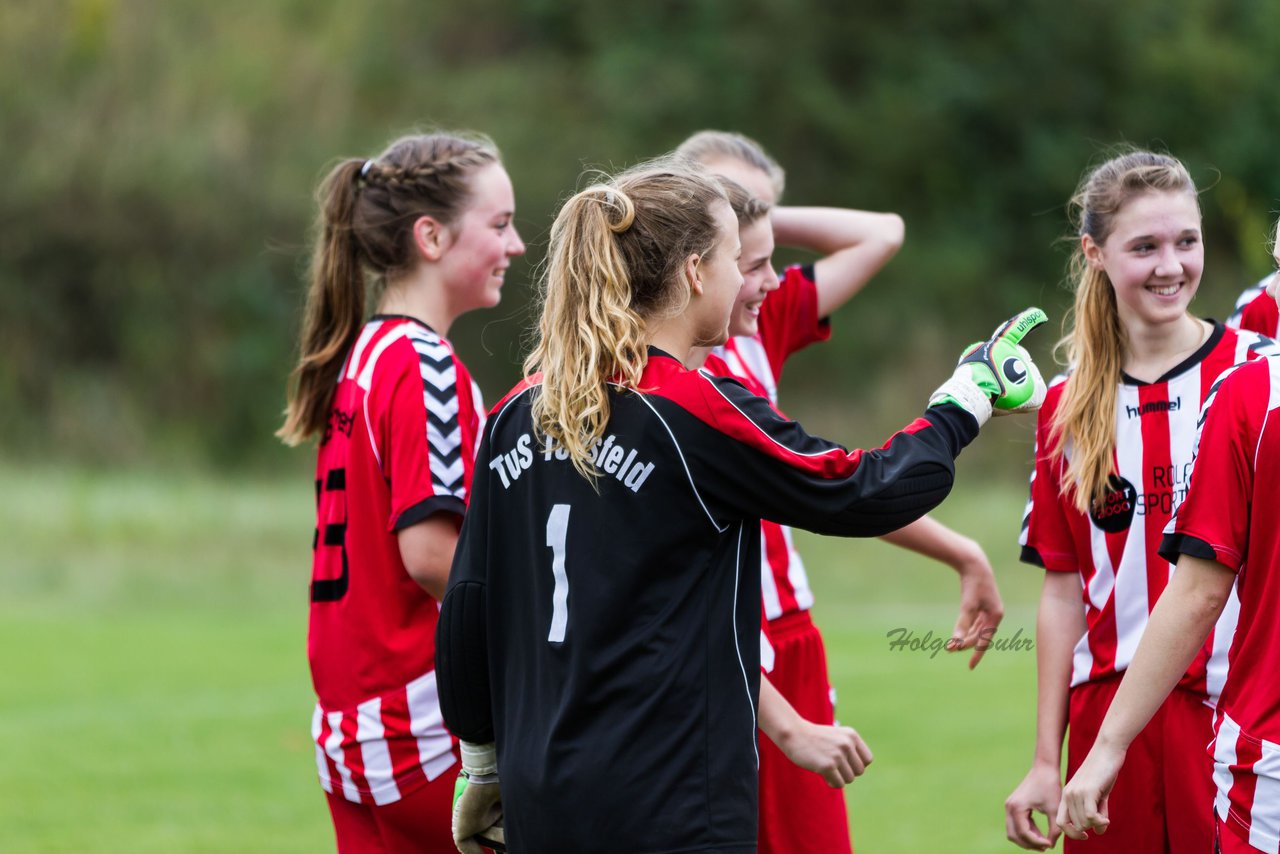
[312,705,332,794]
[354,326,411,469]
[781,525,814,610]
[1077,514,1112,684]
[1214,714,1239,827]
[1207,584,1241,703]
[1018,475,1034,549]
[1254,747,1280,854]
[1019,374,1066,552]
[1218,712,1280,854]
[723,338,778,404]
[325,709,361,802]
[760,530,782,618]
[1228,275,1272,330]
[1110,384,1150,671]
[355,696,401,805]
[344,324,380,382]
[406,670,457,783]
[357,327,409,391]
[471,378,487,437]
[761,627,775,673]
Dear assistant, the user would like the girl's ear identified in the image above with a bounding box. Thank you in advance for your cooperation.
[1082,234,1105,271]
[412,215,451,262]
[683,253,704,296]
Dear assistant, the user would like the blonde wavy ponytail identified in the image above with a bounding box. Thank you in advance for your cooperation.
[525,160,728,481]
[525,187,648,480]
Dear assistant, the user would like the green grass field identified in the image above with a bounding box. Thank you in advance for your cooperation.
[1,463,1045,852]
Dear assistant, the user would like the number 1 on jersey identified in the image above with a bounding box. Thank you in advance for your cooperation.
[546,503,571,643]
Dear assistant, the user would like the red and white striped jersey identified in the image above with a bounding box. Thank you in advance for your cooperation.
[1228,274,1279,339]
[1019,323,1275,698]
[707,264,830,621]
[308,315,485,804]
[1161,356,1280,853]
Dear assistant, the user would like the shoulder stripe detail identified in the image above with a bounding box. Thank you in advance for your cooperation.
[356,327,409,391]
[1228,276,1270,326]
[488,384,536,436]
[632,388,727,533]
[1245,331,1280,359]
[345,324,381,382]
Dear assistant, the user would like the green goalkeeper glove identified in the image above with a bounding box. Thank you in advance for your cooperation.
[929,307,1048,426]
[453,741,505,854]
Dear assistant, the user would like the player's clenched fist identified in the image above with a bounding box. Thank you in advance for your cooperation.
[778,720,874,788]
[930,307,1049,425]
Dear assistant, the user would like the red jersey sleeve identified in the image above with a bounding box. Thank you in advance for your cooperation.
[755,264,832,382]
[1227,277,1279,339]
[373,337,468,532]
[1020,386,1079,573]
[1159,361,1266,572]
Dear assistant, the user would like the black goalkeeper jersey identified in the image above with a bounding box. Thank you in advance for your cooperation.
[437,349,978,853]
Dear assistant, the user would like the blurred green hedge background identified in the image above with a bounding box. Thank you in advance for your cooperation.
[5,0,1280,470]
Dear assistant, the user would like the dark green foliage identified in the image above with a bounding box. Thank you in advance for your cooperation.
[4,0,1280,466]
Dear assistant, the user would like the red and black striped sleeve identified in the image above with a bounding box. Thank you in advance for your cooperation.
[1159,359,1266,571]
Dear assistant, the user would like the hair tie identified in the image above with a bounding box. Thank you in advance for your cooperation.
[603,187,634,234]
[360,160,374,178]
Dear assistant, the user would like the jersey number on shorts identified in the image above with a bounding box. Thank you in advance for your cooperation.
[546,503,570,643]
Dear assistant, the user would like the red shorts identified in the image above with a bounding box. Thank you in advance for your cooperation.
[1065,676,1215,854]
[325,765,456,853]
[758,610,852,854]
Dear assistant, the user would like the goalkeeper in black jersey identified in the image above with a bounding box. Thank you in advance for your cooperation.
[437,157,1047,854]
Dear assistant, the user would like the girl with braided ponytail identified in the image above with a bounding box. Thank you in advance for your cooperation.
[1006,149,1278,853]
[279,131,524,852]
[435,157,1045,853]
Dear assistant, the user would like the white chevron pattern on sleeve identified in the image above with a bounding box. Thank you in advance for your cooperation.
[406,328,467,500]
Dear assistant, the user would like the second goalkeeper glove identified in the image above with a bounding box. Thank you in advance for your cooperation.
[452,741,504,854]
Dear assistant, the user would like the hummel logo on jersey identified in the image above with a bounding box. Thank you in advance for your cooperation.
[1124,397,1181,418]
[489,432,656,493]
[322,407,357,446]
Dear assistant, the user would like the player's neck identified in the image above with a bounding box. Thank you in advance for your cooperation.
[378,270,455,336]
[686,345,712,369]
[1122,314,1210,383]
[646,314,703,367]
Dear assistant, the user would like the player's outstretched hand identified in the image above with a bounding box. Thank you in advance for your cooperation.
[1004,761,1062,851]
[948,546,1004,669]
[453,741,505,854]
[777,719,874,788]
[930,307,1049,426]
[1057,743,1125,843]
